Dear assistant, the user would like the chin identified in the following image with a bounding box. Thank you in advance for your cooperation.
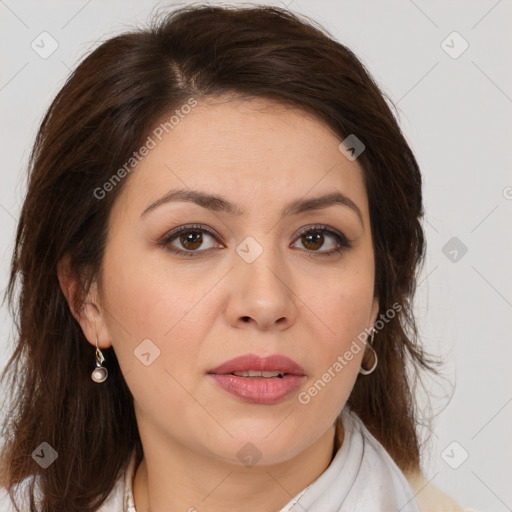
[199,427,310,467]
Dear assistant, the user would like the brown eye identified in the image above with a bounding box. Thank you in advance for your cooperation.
[159,224,222,257]
[292,226,350,255]
[179,231,204,250]
[300,232,325,251]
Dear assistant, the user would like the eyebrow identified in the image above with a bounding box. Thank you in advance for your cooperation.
[140,188,363,224]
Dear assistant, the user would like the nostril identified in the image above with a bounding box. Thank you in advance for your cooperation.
[242,316,250,322]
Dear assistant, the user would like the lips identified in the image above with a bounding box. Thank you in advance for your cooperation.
[208,353,306,377]
[207,353,306,404]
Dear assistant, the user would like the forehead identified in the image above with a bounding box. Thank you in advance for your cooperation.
[147,96,343,170]
[116,96,369,222]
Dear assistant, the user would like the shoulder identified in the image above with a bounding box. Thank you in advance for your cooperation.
[0,488,16,511]
[344,409,474,512]
[403,471,478,512]
[0,469,126,512]
[336,408,421,511]
[0,477,32,511]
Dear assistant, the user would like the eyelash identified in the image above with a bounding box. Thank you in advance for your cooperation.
[157,223,353,258]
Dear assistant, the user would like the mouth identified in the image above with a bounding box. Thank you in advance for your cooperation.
[228,370,287,379]
[207,354,306,404]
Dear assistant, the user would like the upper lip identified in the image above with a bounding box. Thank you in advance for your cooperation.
[208,353,306,376]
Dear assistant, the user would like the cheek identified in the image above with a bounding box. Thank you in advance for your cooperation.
[311,256,375,345]
[100,237,226,394]
[295,262,375,408]
[99,239,188,363]
[100,254,215,434]
[302,288,371,403]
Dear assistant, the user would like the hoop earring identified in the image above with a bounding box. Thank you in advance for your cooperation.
[91,336,108,383]
[359,328,378,375]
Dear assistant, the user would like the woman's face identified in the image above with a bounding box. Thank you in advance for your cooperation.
[87,96,378,465]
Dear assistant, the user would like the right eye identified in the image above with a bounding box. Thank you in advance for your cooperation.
[158,224,224,257]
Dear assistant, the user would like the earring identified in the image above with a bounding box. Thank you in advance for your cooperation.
[359,328,378,375]
[91,336,108,383]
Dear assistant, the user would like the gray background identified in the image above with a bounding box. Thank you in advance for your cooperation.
[1,1,511,510]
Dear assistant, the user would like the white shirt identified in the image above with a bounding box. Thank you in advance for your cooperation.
[0,406,424,511]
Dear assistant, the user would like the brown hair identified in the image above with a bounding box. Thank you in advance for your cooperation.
[0,3,439,511]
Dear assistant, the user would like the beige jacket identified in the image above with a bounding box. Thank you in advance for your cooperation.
[404,471,477,512]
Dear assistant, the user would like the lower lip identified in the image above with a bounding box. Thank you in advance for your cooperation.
[208,374,306,404]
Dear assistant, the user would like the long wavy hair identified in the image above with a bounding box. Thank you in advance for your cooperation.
[0,4,439,511]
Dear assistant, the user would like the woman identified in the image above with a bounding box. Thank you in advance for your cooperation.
[0,4,475,511]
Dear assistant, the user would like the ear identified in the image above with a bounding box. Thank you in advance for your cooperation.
[57,253,112,350]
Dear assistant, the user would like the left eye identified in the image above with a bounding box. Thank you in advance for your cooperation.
[292,227,344,253]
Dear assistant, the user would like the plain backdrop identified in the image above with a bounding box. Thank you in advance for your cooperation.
[1,1,511,510]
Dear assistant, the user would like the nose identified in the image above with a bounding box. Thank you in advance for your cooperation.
[224,243,298,331]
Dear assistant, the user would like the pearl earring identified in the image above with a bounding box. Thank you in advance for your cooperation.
[91,336,108,383]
